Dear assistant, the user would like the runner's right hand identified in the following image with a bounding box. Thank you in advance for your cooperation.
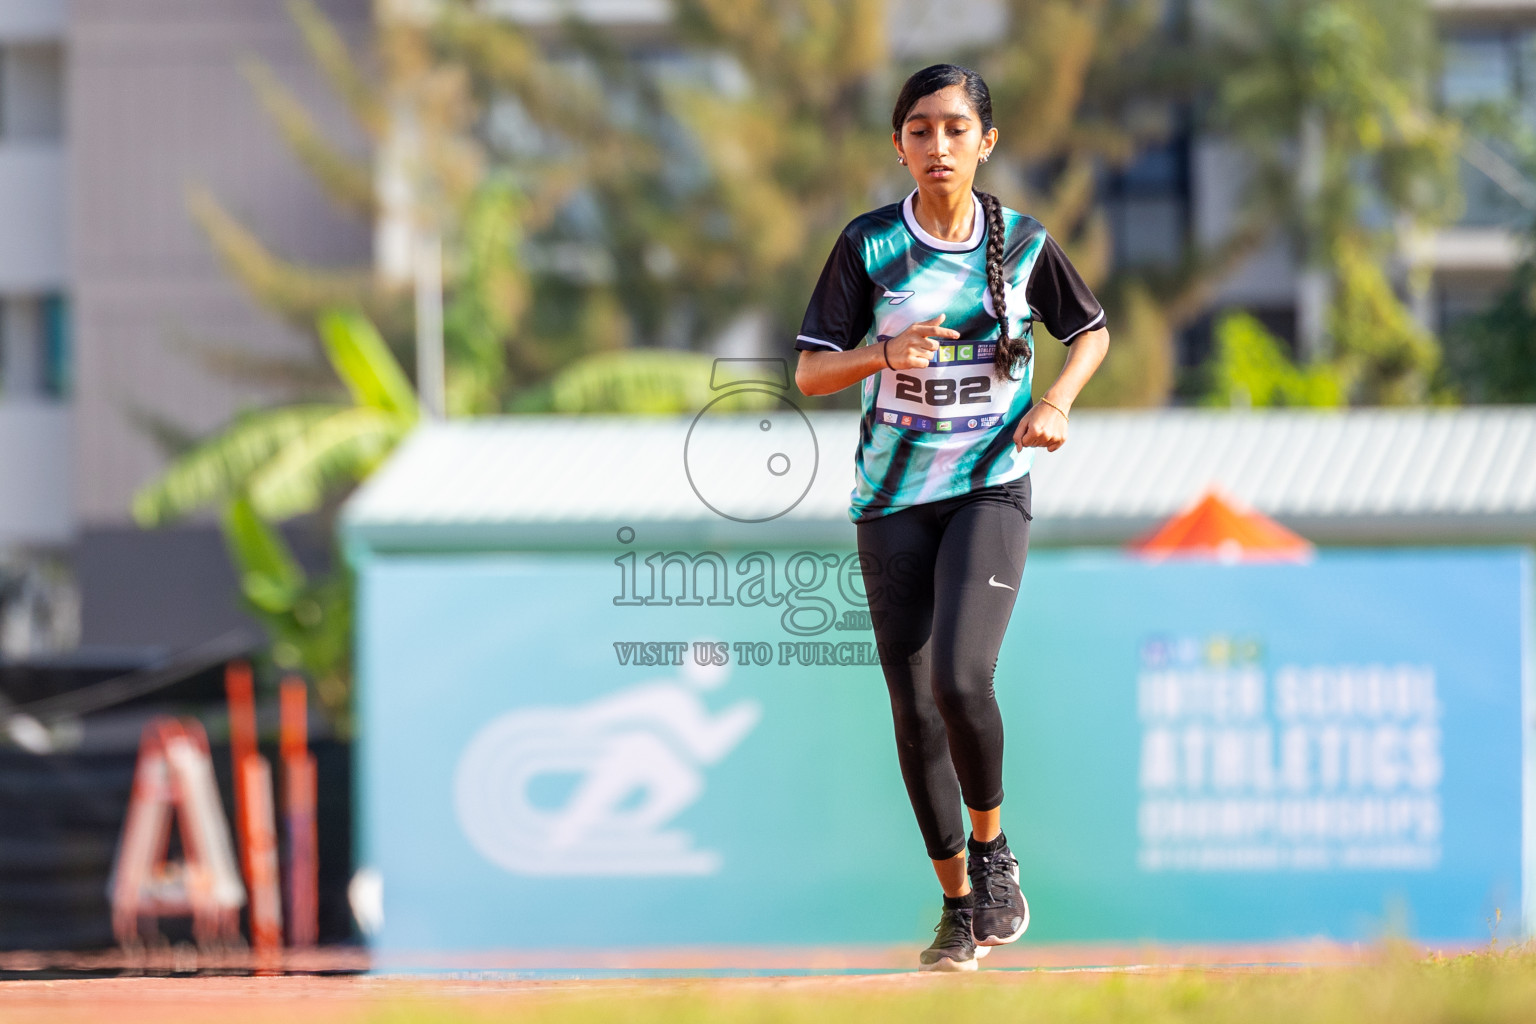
[885,315,959,370]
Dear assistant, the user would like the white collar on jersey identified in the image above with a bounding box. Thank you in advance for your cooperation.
[901,189,985,252]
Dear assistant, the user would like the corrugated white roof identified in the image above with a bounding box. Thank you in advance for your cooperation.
[342,408,1536,550]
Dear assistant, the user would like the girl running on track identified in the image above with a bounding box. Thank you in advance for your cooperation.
[793,64,1110,971]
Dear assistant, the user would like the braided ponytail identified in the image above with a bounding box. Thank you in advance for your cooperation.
[976,190,1027,380]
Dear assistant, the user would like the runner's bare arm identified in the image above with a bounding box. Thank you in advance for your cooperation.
[795,316,959,397]
[1013,326,1109,453]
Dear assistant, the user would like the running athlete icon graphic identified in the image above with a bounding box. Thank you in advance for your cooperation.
[454,654,760,876]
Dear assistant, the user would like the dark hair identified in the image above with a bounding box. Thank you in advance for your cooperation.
[892,64,1025,380]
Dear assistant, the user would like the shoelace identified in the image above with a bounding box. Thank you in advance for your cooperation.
[970,848,1018,909]
[933,906,973,948]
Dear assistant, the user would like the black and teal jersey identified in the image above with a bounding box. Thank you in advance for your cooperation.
[795,190,1105,522]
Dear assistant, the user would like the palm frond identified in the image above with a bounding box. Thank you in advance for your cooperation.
[241,57,377,217]
[186,186,390,329]
[317,309,420,418]
[221,495,306,614]
[124,405,202,460]
[246,406,413,521]
[166,334,339,395]
[132,404,348,527]
[514,350,780,415]
[286,0,386,137]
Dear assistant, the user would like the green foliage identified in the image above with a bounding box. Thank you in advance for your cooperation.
[240,55,376,217]
[442,178,526,416]
[1213,0,1460,229]
[131,405,345,527]
[665,0,1177,369]
[285,0,385,136]
[982,0,1198,276]
[1208,0,1460,394]
[245,406,411,521]
[1445,260,1536,403]
[151,0,1489,729]
[1438,100,1536,404]
[1328,237,1441,405]
[185,186,405,336]
[221,496,353,724]
[1030,281,1176,409]
[317,309,420,418]
[348,948,1536,1024]
[221,495,306,615]
[511,350,778,415]
[159,0,729,727]
[970,0,1221,409]
[185,0,607,411]
[1202,312,1344,408]
[631,0,891,348]
[134,311,414,726]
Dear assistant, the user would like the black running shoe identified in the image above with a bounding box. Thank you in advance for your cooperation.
[919,903,983,972]
[968,834,1029,946]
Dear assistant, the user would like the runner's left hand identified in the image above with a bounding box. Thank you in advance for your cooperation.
[1013,401,1068,452]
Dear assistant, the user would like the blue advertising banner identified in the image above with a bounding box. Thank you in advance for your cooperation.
[354,546,1530,951]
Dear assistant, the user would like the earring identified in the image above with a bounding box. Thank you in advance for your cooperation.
[981,153,990,163]
[898,156,905,164]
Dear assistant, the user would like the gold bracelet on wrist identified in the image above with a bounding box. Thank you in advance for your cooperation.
[1039,397,1069,421]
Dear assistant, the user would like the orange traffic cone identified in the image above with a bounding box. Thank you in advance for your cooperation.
[1130,488,1313,563]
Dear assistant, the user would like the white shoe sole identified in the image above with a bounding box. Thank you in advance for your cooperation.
[975,864,1030,946]
[919,954,979,972]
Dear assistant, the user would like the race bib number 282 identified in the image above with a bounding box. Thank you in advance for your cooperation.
[874,342,1016,434]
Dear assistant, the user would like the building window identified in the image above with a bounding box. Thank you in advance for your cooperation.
[40,293,68,399]
[0,293,69,401]
[1104,131,1192,270]
[0,43,64,142]
[1443,33,1514,107]
[1442,29,1536,229]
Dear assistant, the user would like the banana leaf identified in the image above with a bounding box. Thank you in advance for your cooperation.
[514,349,781,415]
[246,405,414,520]
[318,308,420,418]
[221,495,306,614]
[131,404,345,526]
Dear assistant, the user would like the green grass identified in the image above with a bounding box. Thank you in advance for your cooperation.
[365,947,1536,1024]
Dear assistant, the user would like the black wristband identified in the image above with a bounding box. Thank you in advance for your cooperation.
[882,340,895,371]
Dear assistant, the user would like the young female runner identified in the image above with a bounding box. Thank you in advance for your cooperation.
[793,64,1110,971]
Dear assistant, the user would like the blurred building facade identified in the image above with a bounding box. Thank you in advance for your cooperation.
[1122,0,1535,363]
[0,0,370,658]
[0,0,1529,660]
[1435,0,1536,322]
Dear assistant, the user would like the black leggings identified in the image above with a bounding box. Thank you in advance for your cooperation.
[856,477,1031,860]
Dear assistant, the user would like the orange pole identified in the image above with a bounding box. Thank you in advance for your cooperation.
[280,676,319,947]
[242,753,284,957]
[279,676,306,759]
[224,661,258,910]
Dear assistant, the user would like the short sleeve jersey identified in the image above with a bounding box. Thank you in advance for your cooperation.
[796,190,1105,522]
